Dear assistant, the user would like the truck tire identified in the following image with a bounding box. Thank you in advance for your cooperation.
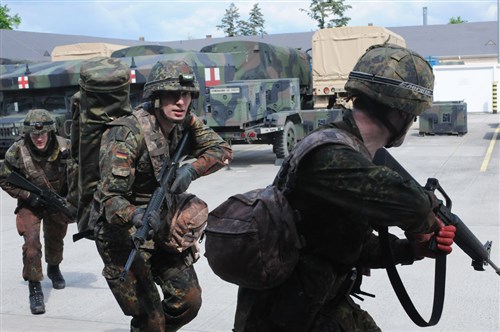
[274,121,297,159]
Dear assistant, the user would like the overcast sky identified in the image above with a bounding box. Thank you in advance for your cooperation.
[4,0,497,42]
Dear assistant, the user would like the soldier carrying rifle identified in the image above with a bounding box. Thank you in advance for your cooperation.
[0,109,76,315]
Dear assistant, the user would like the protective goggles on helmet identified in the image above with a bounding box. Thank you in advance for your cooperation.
[24,121,53,131]
[143,74,196,90]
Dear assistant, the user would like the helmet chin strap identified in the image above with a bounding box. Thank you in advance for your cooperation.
[370,111,401,148]
[382,113,415,148]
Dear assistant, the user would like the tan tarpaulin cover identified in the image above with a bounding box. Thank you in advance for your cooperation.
[312,26,406,91]
[51,43,127,61]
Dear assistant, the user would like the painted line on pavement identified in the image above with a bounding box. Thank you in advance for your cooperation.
[480,125,500,172]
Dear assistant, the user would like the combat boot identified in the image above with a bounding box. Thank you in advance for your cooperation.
[28,281,45,315]
[47,264,66,289]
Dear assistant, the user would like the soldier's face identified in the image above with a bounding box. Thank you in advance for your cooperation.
[160,91,192,123]
[29,132,49,151]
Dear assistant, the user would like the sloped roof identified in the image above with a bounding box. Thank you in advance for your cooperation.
[390,21,497,59]
[0,21,497,63]
[0,30,157,63]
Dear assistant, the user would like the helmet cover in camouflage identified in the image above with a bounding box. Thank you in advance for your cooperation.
[345,43,434,116]
[143,60,200,99]
[23,109,56,134]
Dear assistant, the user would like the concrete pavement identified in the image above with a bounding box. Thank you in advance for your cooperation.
[1,113,499,332]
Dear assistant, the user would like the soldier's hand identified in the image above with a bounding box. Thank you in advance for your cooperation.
[26,193,46,208]
[171,164,197,194]
[131,208,161,237]
[147,210,162,234]
[410,218,456,258]
[132,208,146,228]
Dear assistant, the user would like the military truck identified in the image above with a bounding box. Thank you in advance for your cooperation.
[1,40,321,159]
[199,40,336,159]
[3,29,396,159]
[207,77,341,158]
[0,61,80,156]
[0,50,237,157]
[197,29,406,159]
[312,26,406,108]
[200,40,314,110]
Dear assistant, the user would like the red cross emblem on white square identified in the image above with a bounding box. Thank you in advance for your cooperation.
[18,76,29,89]
[130,69,137,83]
[204,67,221,87]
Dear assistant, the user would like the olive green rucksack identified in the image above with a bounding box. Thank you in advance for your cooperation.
[69,57,132,241]
[204,127,371,290]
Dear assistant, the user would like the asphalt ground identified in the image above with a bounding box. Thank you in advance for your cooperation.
[1,112,499,332]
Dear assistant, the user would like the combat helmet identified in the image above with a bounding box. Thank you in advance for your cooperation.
[344,43,434,117]
[23,109,56,135]
[143,60,200,100]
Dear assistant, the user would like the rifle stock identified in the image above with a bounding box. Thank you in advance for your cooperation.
[6,171,75,219]
[373,148,500,276]
[119,129,191,281]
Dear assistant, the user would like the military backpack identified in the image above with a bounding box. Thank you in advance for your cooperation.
[70,57,132,241]
[204,127,370,290]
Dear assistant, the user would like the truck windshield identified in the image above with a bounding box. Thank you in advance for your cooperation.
[1,93,68,116]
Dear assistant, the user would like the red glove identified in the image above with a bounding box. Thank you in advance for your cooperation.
[410,218,457,258]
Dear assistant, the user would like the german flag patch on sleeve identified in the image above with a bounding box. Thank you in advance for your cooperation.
[116,150,128,159]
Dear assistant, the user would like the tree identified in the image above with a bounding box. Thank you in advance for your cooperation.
[217,3,241,37]
[449,16,468,24]
[300,0,351,29]
[0,4,21,30]
[238,20,253,36]
[246,3,266,36]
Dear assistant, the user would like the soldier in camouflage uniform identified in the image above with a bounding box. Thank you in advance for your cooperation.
[91,60,232,332]
[0,109,74,315]
[233,44,457,331]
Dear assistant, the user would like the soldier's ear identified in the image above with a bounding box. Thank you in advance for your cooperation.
[154,98,160,109]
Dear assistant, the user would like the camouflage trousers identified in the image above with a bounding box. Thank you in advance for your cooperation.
[234,254,381,332]
[15,206,68,282]
[94,222,202,332]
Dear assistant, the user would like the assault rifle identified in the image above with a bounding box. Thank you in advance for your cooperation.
[6,171,75,219]
[120,130,190,281]
[373,148,500,275]
[374,148,499,327]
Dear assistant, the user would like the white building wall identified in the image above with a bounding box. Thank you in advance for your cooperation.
[433,64,500,113]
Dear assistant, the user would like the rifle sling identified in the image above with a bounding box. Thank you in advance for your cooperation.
[379,226,446,327]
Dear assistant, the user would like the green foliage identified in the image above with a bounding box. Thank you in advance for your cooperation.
[300,0,351,29]
[245,3,266,36]
[448,16,468,24]
[217,3,241,37]
[218,3,266,37]
[0,4,21,30]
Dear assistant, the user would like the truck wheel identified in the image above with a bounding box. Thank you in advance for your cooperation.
[274,121,297,159]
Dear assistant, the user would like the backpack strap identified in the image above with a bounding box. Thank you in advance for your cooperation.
[276,128,370,193]
[133,108,170,179]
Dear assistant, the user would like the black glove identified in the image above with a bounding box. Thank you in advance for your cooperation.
[26,193,45,208]
[171,164,197,194]
[131,208,162,236]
